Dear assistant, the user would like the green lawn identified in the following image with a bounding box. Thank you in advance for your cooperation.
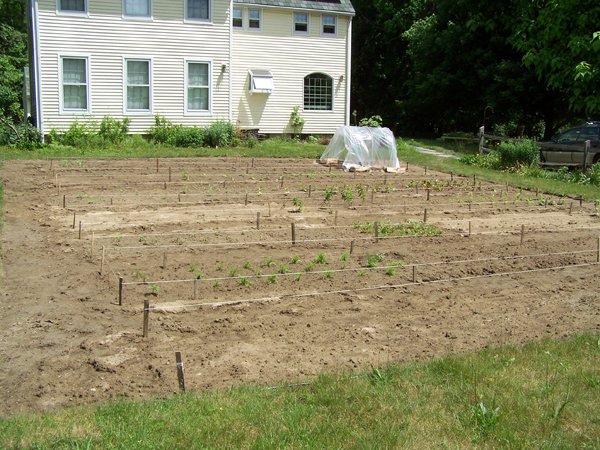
[1,334,598,448]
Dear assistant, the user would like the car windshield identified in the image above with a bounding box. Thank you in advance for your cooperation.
[556,127,599,143]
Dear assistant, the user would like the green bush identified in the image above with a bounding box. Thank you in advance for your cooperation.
[48,120,96,147]
[173,126,205,147]
[205,120,234,147]
[98,115,130,144]
[497,139,539,169]
[0,118,43,150]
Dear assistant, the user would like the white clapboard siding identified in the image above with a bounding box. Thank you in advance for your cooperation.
[232,9,348,134]
[37,0,231,134]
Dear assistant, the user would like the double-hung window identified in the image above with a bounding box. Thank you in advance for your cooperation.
[58,0,86,13]
[61,57,89,112]
[248,8,261,30]
[123,0,151,18]
[232,7,243,28]
[125,59,151,112]
[186,0,210,21]
[322,15,336,34]
[294,12,308,33]
[304,73,332,111]
[186,61,211,113]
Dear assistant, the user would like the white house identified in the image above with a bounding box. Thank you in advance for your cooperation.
[27,0,354,136]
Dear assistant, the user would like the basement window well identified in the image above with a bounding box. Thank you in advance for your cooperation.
[249,69,273,94]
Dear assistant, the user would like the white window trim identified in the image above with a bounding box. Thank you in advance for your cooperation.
[303,72,334,113]
[122,0,153,21]
[58,54,91,115]
[56,0,88,16]
[185,0,212,24]
[247,8,262,32]
[232,6,243,29]
[184,58,213,115]
[123,57,153,115]
[248,69,273,95]
[293,11,309,35]
[321,14,337,36]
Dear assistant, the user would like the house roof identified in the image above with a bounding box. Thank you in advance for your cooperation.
[234,0,355,15]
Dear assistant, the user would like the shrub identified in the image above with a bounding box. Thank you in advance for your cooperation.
[49,120,96,147]
[0,118,43,150]
[497,139,539,169]
[173,126,205,147]
[359,115,383,127]
[205,120,234,147]
[98,115,130,144]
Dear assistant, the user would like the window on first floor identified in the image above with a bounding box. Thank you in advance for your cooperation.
[232,7,243,27]
[294,12,308,33]
[61,56,89,111]
[125,59,151,111]
[322,14,336,34]
[123,0,151,17]
[304,73,332,110]
[248,8,261,30]
[186,0,210,21]
[186,61,210,112]
[58,0,86,13]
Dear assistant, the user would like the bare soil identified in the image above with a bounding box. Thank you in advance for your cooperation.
[1,157,599,417]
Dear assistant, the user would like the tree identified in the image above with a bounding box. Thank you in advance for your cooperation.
[0,22,27,122]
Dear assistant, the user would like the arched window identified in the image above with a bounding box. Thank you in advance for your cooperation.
[303,73,332,111]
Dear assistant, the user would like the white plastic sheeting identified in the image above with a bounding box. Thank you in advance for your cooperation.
[319,126,400,171]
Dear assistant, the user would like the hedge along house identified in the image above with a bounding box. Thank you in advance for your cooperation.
[27,0,354,137]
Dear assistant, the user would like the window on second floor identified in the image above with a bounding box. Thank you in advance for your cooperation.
[187,0,210,21]
[58,0,86,13]
[322,15,336,35]
[248,8,261,30]
[232,7,243,28]
[294,12,308,33]
[124,0,151,18]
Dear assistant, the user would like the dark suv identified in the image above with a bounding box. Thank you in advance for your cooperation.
[539,121,600,167]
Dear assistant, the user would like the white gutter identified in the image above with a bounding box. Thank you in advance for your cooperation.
[232,2,355,16]
[344,16,352,126]
[228,0,233,123]
[30,0,44,136]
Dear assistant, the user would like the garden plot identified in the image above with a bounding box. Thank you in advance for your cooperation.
[1,157,600,416]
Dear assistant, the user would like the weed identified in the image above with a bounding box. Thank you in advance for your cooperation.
[340,251,349,262]
[216,262,224,272]
[243,260,252,270]
[229,267,240,277]
[323,271,333,279]
[212,281,221,289]
[304,262,315,272]
[238,277,251,287]
[384,266,396,276]
[366,253,385,268]
[278,265,289,274]
[473,400,501,435]
[267,274,277,284]
[263,257,275,268]
[292,197,303,212]
[148,284,160,296]
[323,186,336,203]
[294,273,302,282]
[313,253,328,265]
[290,255,301,265]
[341,185,354,205]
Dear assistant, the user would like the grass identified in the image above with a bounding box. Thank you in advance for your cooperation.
[0,334,598,448]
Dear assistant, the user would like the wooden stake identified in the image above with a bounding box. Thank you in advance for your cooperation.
[63,194,66,208]
[468,221,472,237]
[308,184,312,198]
[268,201,271,217]
[164,182,167,190]
[193,278,198,300]
[473,175,476,186]
[156,158,159,173]
[425,166,428,175]
[251,157,255,168]
[374,221,379,243]
[423,208,428,223]
[178,194,181,203]
[406,162,409,172]
[100,246,105,274]
[143,299,149,337]
[72,211,76,229]
[596,236,600,263]
[426,189,430,201]
[412,265,416,283]
[78,221,82,239]
[162,252,168,269]
[169,166,172,182]
[579,196,583,207]
[256,211,261,230]
[520,224,525,246]
[110,197,113,206]
[280,176,284,188]
[175,352,186,392]
[569,202,573,215]
[118,277,124,306]
[245,193,248,206]
[291,223,296,245]
[350,240,355,255]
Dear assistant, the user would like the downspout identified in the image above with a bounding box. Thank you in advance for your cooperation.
[228,0,233,123]
[344,16,352,126]
[28,0,43,136]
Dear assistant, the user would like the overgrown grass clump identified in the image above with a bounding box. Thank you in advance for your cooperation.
[1,334,598,448]
[354,220,442,237]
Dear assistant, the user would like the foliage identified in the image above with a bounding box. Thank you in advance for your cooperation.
[98,115,130,144]
[149,115,233,148]
[358,115,383,127]
[290,106,305,135]
[496,139,539,169]
[0,118,43,150]
[0,23,27,122]
[354,221,442,237]
[204,120,235,147]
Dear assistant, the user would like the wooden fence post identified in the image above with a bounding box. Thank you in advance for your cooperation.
[583,140,591,174]
[143,299,149,337]
[256,212,260,230]
[478,126,485,154]
[175,352,186,392]
[291,223,296,245]
[118,277,124,305]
